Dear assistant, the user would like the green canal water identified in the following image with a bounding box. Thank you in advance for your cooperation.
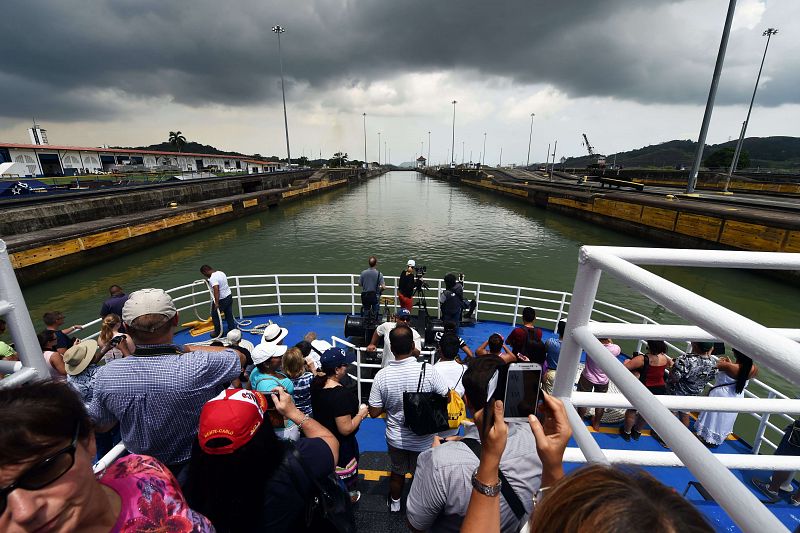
[18,171,800,441]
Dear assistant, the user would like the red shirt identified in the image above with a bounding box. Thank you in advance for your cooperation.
[505,326,542,356]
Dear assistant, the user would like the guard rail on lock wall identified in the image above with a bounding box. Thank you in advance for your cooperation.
[553,246,800,533]
[69,270,798,460]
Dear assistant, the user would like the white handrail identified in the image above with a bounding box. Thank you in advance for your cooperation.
[554,246,799,533]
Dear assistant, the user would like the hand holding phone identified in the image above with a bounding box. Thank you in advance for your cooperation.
[528,391,572,485]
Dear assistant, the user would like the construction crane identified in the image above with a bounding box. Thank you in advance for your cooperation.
[581,133,606,168]
[581,133,595,156]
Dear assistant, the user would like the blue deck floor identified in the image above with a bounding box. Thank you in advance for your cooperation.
[174,312,800,532]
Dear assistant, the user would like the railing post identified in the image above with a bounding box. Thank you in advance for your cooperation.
[351,275,356,315]
[356,347,362,401]
[313,275,320,316]
[513,287,521,327]
[553,252,602,399]
[556,292,567,325]
[234,276,244,323]
[274,275,282,316]
[0,239,49,380]
[635,318,647,354]
[752,391,776,455]
[474,283,481,321]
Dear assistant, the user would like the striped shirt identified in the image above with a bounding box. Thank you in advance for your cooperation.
[291,371,314,416]
[369,357,449,451]
[87,344,240,465]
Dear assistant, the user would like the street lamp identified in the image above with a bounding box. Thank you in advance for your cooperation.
[427,131,431,167]
[461,140,465,165]
[724,27,778,192]
[362,113,367,169]
[272,25,291,168]
[482,132,487,166]
[686,0,737,194]
[526,113,535,168]
[377,132,381,166]
[451,100,457,167]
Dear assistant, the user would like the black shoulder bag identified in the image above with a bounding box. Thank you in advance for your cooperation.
[403,362,450,435]
[286,443,356,533]
[461,438,527,522]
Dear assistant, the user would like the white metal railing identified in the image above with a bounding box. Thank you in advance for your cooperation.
[70,270,796,458]
[554,246,800,533]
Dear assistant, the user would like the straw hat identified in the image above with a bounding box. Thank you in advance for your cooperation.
[62,339,100,376]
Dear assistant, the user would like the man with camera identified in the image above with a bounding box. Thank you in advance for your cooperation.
[398,260,416,311]
[439,273,476,328]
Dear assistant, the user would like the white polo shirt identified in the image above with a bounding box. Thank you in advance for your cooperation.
[209,271,232,299]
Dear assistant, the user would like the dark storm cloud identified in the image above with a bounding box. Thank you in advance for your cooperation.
[0,0,795,121]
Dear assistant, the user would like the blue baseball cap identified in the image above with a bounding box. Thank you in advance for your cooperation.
[320,347,356,370]
[397,308,411,319]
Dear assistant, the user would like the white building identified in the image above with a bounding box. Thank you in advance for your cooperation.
[0,142,282,177]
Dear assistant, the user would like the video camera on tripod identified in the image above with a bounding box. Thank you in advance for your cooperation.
[414,265,428,291]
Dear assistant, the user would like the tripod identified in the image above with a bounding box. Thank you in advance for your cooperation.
[412,278,430,333]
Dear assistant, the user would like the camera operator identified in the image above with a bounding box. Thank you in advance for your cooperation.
[398,260,416,311]
[439,273,475,330]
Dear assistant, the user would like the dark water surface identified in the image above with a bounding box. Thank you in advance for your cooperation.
[20,172,800,399]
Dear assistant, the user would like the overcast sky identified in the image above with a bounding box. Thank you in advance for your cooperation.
[0,0,797,164]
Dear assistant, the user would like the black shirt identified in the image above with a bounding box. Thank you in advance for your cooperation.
[398,269,415,298]
[311,385,360,465]
[259,437,335,533]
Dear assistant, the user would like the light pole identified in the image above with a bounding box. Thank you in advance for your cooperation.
[362,113,367,168]
[451,100,457,167]
[420,141,424,166]
[686,0,737,194]
[377,132,381,165]
[272,25,291,168]
[550,140,558,181]
[499,147,503,167]
[461,141,465,165]
[724,27,778,192]
[427,131,431,166]
[526,113,535,168]
[384,141,387,167]
[545,142,551,174]
[482,132,487,166]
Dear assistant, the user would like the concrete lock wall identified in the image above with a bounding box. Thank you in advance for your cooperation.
[3,169,382,285]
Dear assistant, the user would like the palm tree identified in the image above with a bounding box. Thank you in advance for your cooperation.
[168,131,186,153]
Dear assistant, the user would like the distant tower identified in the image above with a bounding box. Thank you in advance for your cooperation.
[28,119,49,145]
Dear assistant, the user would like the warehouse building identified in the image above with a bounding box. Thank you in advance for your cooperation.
[0,142,282,177]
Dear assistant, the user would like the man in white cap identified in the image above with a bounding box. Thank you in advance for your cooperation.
[398,260,416,311]
[87,288,243,483]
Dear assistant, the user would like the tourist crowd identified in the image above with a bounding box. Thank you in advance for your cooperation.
[0,261,781,532]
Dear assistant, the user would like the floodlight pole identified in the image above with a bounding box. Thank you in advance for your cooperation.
[724,28,778,193]
[362,113,367,168]
[377,132,381,166]
[482,132,487,166]
[526,113,535,168]
[272,25,291,168]
[685,0,737,194]
[451,100,457,166]
[427,131,431,166]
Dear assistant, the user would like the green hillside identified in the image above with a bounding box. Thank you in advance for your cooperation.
[561,136,800,170]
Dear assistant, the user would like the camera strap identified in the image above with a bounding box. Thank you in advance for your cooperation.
[461,438,526,521]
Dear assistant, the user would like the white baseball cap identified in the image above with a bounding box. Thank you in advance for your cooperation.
[407,259,416,267]
[122,289,177,331]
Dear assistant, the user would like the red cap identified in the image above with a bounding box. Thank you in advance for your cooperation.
[198,388,267,455]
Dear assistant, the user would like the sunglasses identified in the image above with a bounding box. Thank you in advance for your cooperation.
[0,422,80,515]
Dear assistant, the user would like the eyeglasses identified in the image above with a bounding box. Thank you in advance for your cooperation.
[0,422,80,515]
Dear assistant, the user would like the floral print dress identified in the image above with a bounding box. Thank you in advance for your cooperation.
[97,454,214,532]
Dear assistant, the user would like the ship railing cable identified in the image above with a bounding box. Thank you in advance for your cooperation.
[553,246,800,533]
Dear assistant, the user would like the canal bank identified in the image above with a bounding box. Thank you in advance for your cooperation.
[427,168,800,281]
[3,168,382,285]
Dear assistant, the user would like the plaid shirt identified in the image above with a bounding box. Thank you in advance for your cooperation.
[87,344,240,465]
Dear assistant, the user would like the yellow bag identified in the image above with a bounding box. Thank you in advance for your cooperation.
[447,389,466,429]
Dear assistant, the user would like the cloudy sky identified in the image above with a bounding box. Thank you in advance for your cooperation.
[0,0,797,164]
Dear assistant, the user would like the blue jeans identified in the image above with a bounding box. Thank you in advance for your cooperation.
[212,294,236,336]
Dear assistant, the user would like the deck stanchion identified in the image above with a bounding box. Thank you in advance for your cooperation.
[752,391,776,455]
[0,240,49,380]
[473,283,481,321]
[234,276,244,323]
[512,287,521,326]
[313,275,320,315]
[555,292,567,325]
[553,254,601,399]
[274,275,283,316]
[351,275,356,315]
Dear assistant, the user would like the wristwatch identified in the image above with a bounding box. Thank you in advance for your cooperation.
[471,468,502,497]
